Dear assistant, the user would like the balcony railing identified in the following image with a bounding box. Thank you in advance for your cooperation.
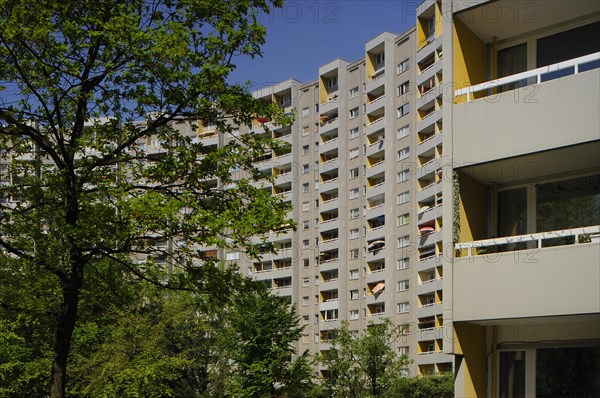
[455,52,600,102]
[455,225,600,258]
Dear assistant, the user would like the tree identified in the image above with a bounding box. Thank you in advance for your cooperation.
[0,1,288,396]
[319,319,411,397]
[224,283,315,398]
[386,373,454,398]
[67,278,235,398]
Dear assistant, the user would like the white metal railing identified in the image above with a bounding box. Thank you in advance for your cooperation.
[420,157,437,168]
[371,68,385,80]
[321,197,339,204]
[420,85,436,97]
[368,116,385,125]
[321,157,339,165]
[420,109,436,121]
[274,171,291,179]
[419,181,437,191]
[368,181,386,190]
[322,136,339,145]
[272,152,291,160]
[419,60,437,75]
[456,225,600,258]
[456,52,600,102]
[368,137,385,147]
[320,217,339,224]
[367,202,386,211]
[418,133,436,146]
[369,160,385,168]
[368,268,385,274]
[322,177,339,184]
[368,95,385,105]
[369,225,385,232]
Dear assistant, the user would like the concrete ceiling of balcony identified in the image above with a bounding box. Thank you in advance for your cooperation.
[456,140,600,185]
[455,0,600,43]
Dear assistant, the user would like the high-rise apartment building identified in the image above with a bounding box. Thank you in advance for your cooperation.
[4,0,597,392]
[441,0,600,396]
[213,1,600,387]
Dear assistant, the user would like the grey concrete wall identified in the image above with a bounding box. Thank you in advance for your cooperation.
[453,243,600,321]
[453,70,600,167]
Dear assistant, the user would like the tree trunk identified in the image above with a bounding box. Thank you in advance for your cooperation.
[50,263,84,398]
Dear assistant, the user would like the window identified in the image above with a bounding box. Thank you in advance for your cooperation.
[349,188,359,199]
[376,52,385,64]
[397,191,409,204]
[302,220,309,230]
[302,107,309,117]
[303,258,309,268]
[397,258,409,270]
[303,277,309,287]
[302,126,309,136]
[397,125,410,140]
[350,208,359,219]
[302,145,309,155]
[397,279,410,291]
[398,103,410,118]
[397,213,410,226]
[350,228,359,240]
[327,76,337,88]
[350,309,359,320]
[397,59,409,74]
[302,296,309,306]
[397,236,410,248]
[303,164,310,174]
[350,249,359,259]
[349,167,359,179]
[397,302,410,313]
[302,315,309,325]
[350,269,359,280]
[350,107,359,119]
[349,148,359,160]
[302,183,309,193]
[398,346,409,356]
[315,276,319,285]
[397,81,410,96]
[302,201,309,212]
[350,289,359,300]
[315,142,319,151]
[302,239,309,248]
[349,127,359,139]
[225,251,240,261]
[398,169,410,183]
[398,147,410,161]
[315,104,319,112]
[349,86,359,99]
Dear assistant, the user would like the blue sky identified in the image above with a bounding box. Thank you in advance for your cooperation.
[229,0,418,89]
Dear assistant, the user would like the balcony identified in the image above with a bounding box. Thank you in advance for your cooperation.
[366,90,386,115]
[365,116,385,136]
[319,111,339,133]
[320,93,339,115]
[454,53,600,166]
[454,226,600,322]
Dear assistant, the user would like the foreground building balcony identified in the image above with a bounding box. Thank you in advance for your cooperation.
[453,226,600,322]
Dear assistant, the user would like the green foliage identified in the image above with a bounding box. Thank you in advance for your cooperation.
[0,0,289,396]
[318,319,411,398]
[224,283,316,398]
[386,373,454,398]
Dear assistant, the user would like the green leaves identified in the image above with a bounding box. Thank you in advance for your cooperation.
[319,319,411,398]
[0,0,288,395]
